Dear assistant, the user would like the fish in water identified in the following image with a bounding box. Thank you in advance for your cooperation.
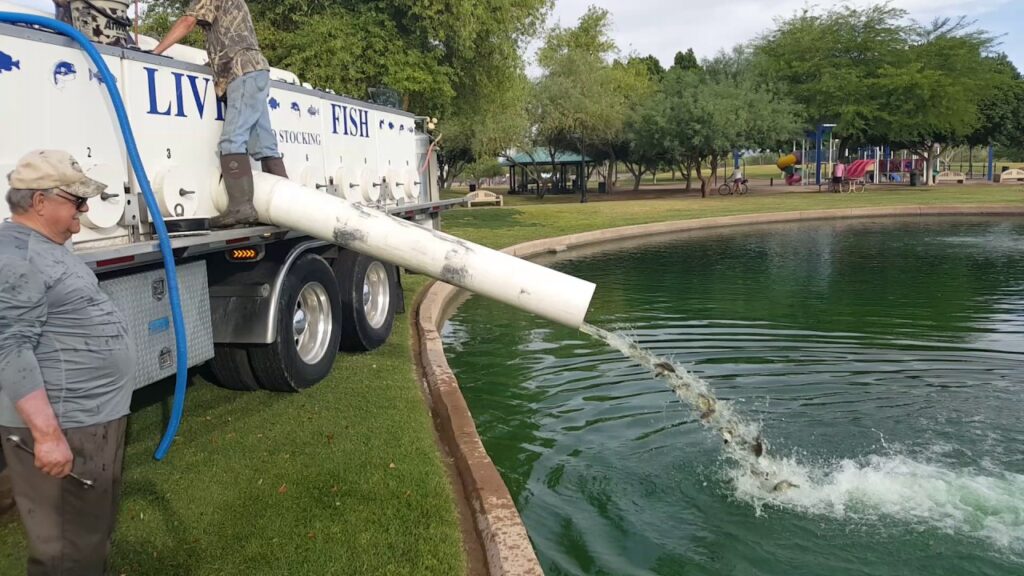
[0,51,20,74]
[653,361,676,376]
[751,435,765,458]
[697,393,716,422]
[53,61,77,85]
[772,480,799,493]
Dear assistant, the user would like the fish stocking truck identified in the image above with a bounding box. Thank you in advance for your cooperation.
[0,2,595,457]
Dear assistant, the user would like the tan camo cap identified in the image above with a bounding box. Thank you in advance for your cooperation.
[7,150,107,198]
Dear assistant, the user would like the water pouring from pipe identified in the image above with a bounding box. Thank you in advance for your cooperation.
[580,323,797,494]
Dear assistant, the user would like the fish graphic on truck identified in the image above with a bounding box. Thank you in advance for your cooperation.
[0,50,20,73]
[53,60,77,87]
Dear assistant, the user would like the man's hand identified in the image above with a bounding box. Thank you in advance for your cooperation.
[32,432,73,478]
[13,389,71,478]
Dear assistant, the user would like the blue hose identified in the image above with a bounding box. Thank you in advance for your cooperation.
[0,13,189,461]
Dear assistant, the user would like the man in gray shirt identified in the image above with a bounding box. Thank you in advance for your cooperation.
[0,150,136,575]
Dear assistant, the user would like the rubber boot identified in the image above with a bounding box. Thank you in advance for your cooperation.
[210,154,258,228]
[261,156,288,179]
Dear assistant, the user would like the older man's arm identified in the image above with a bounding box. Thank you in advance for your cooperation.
[0,259,72,478]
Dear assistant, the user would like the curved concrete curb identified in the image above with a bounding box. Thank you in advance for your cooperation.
[412,205,1024,575]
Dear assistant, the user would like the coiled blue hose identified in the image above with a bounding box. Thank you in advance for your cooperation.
[0,13,189,461]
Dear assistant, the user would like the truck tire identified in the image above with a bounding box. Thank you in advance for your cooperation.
[208,345,260,391]
[249,254,342,392]
[334,251,398,352]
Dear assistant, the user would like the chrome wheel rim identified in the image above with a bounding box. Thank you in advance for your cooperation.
[293,282,332,364]
[362,261,391,329]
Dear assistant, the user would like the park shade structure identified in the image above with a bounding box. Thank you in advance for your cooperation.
[502,149,594,194]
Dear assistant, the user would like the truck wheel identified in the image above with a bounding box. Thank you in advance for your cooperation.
[334,251,397,352]
[250,254,342,392]
[208,345,260,391]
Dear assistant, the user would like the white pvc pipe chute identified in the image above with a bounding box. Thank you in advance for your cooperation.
[229,174,596,329]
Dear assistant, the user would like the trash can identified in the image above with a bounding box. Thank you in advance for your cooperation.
[468,183,477,192]
[597,181,607,193]
[909,172,919,186]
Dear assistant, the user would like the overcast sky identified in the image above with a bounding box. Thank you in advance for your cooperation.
[542,0,1023,71]
[9,0,1023,71]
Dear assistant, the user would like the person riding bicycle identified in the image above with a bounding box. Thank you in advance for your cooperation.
[731,167,746,193]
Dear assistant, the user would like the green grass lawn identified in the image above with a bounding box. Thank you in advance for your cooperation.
[2,184,1021,575]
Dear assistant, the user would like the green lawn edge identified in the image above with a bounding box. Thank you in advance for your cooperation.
[1,185,1021,575]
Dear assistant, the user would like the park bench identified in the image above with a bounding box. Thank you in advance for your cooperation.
[936,171,966,184]
[465,189,504,207]
[993,168,1024,183]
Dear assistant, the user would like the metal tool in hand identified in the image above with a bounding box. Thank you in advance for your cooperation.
[4,435,95,489]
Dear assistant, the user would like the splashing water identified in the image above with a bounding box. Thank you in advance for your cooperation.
[581,322,1024,554]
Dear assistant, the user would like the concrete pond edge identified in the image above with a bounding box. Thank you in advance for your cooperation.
[411,204,1024,576]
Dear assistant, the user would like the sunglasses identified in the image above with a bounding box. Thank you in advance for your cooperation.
[53,189,89,211]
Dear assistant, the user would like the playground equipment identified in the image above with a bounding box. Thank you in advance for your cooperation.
[776,152,802,185]
[831,159,873,193]
[779,124,836,186]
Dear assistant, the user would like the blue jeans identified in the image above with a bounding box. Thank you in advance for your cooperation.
[219,70,280,160]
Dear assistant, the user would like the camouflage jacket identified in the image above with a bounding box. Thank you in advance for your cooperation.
[185,0,269,97]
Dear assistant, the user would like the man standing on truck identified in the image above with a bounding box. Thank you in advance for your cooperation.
[0,149,137,574]
[152,0,288,228]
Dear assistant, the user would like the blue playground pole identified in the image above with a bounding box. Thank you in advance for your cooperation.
[815,127,823,185]
[987,145,995,181]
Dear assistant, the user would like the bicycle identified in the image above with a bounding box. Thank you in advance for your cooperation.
[718,179,749,196]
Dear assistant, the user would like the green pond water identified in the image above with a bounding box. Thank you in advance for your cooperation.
[442,217,1024,576]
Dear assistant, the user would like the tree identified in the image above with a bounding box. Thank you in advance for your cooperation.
[437,55,532,189]
[628,54,665,81]
[671,48,700,72]
[877,18,1004,183]
[966,54,1024,149]
[752,5,1003,185]
[618,95,674,190]
[464,158,506,184]
[660,53,799,197]
[525,7,651,200]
